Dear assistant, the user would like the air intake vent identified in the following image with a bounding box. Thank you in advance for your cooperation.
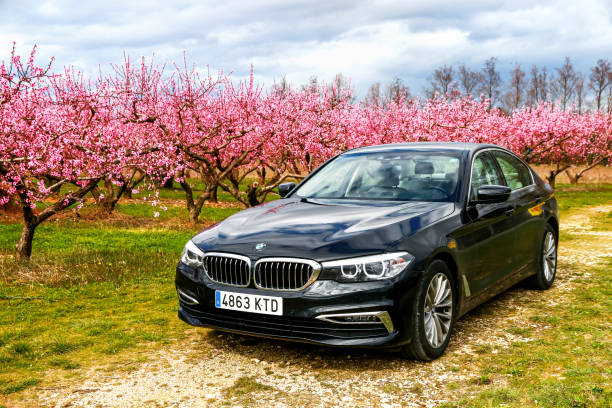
[254,258,321,291]
[203,253,251,287]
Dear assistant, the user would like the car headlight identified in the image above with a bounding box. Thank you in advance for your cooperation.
[321,252,414,282]
[180,240,205,268]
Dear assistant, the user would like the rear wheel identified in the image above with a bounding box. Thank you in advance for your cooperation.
[401,260,456,360]
[527,224,557,290]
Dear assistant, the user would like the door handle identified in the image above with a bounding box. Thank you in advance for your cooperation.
[505,208,515,216]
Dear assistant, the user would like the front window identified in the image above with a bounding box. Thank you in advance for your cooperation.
[294,150,461,202]
[470,153,503,200]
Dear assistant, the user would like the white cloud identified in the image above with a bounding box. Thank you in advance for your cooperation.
[38,1,61,17]
[0,0,610,97]
[249,22,471,86]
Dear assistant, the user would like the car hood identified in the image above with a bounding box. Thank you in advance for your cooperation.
[192,198,455,261]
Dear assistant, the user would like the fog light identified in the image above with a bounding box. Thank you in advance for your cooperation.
[316,311,394,333]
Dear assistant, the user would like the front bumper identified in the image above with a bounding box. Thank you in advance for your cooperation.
[176,263,419,348]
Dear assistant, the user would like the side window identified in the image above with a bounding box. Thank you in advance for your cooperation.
[492,151,532,190]
[471,153,502,200]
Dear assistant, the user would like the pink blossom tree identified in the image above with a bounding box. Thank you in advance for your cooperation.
[0,46,103,259]
[224,81,357,206]
[0,46,171,259]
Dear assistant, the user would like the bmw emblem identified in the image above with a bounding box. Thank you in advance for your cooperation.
[255,242,267,251]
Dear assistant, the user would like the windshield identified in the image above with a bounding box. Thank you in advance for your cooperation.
[294,150,462,202]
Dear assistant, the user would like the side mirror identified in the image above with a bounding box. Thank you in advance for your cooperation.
[278,182,296,198]
[472,185,511,204]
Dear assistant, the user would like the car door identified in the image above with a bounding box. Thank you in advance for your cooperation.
[453,151,516,299]
[490,150,542,278]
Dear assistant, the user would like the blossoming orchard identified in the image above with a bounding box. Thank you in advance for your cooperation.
[1,46,611,259]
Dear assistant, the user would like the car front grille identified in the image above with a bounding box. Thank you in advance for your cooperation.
[203,253,251,287]
[201,253,321,291]
[254,258,321,291]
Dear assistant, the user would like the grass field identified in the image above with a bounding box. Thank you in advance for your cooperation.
[0,183,610,407]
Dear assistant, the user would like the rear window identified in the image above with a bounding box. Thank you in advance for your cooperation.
[492,151,532,190]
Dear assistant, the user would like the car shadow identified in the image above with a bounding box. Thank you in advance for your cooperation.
[193,282,538,371]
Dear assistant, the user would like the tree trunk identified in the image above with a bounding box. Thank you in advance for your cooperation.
[545,171,556,189]
[565,170,582,184]
[545,163,572,189]
[564,160,605,186]
[208,186,218,203]
[180,178,214,223]
[15,187,38,261]
[246,182,261,207]
[13,179,100,260]
[125,170,145,199]
[96,178,128,215]
[99,195,121,214]
[188,207,199,224]
[16,221,37,261]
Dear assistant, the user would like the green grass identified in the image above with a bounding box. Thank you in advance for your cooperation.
[0,179,253,400]
[221,376,278,405]
[2,378,41,395]
[115,203,240,222]
[554,183,612,218]
[0,222,195,254]
[0,220,200,399]
[223,376,272,397]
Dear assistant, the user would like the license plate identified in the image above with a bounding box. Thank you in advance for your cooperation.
[215,290,283,316]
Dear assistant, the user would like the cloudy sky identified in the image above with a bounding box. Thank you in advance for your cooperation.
[1,0,611,97]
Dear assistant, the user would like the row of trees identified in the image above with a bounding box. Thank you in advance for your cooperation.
[1,46,611,259]
[363,57,612,113]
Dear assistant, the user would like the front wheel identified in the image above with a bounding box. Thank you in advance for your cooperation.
[401,260,456,360]
[527,224,557,290]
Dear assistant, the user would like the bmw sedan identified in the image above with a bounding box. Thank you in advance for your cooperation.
[175,143,559,360]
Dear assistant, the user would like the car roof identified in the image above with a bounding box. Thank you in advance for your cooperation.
[346,142,501,154]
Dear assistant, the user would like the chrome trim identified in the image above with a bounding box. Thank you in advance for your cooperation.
[462,274,471,297]
[203,252,252,288]
[376,311,395,334]
[177,288,199,305]
[316,311,394,334]
[253,257,321,291]
[467,147,535,206]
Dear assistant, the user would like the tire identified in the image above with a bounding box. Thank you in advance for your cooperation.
[527,223,557,290]
[401,259,456,361]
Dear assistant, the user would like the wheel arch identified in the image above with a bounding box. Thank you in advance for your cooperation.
[546,216,559,240]
[426,249,459,293]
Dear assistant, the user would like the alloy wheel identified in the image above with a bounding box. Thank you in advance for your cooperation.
[543,231,557,281]
[423,272,453,348]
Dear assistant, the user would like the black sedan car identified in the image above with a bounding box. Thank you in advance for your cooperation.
[176,143,558,360]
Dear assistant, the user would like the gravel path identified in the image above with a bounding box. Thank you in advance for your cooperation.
[39,205,612,408]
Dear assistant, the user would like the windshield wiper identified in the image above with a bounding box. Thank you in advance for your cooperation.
[299,197,330,205]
